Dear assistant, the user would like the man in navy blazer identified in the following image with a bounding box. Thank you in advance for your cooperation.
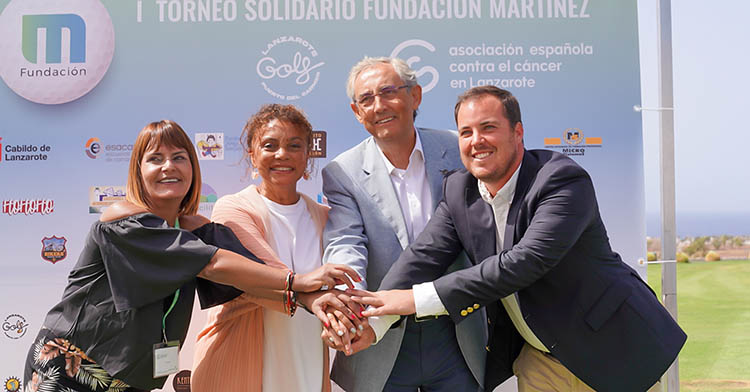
[356,86,687,391]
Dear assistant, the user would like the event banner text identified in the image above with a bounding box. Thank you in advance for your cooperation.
[144,0,592,22]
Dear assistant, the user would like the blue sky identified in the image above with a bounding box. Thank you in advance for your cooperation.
[638,0,750,216]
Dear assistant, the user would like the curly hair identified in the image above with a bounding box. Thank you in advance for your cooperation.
[241,103,315,176]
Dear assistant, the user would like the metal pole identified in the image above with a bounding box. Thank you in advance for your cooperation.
[656,0,679,390]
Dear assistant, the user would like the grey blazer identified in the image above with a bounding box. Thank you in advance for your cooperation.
[322,128,487,392]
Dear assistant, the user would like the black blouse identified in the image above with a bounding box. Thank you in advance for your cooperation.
[39,213,254,390]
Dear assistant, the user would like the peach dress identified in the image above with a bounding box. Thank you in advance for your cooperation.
[191,185,330,392]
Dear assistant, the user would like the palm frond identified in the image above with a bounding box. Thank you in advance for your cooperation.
[36,366,60,392]
[105,379,130,392]
[32,338,48,367]
[75,364,112,390]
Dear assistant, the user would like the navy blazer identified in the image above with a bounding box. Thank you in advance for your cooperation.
[379,149,687,391]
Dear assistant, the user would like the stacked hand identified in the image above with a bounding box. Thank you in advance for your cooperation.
[298,288,417,356]
[298,289,374,355]
[293,264,362,292]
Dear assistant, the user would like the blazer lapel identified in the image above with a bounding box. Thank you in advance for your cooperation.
[464,177,497,261]
[361,138,410,250]
[420,128,452,209]
[503,150,537,250]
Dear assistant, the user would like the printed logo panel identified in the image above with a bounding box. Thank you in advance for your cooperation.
[2,314,29,340]
[257,36,324,101]
[3,376,21,392]
[41,236,67,264]
[195,133,224,161]
[0,0,115,104]
[89,186,126,213]
[544,128,603,156]
[2,199,54,216]
[0,136,52,163]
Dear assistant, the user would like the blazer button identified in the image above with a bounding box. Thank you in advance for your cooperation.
[485,345,491,352]
[473,303,480,309]
[466,307,474,313]
[460,310,468,317]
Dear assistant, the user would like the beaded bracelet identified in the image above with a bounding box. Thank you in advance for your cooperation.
[284,271,297,317]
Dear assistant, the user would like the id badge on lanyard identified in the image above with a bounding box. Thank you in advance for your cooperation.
[153,289,180,378]
[154,218,181,378]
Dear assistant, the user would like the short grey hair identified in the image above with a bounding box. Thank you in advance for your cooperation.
[346,57,418,102]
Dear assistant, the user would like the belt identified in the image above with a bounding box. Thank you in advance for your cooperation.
[408,314,449,323]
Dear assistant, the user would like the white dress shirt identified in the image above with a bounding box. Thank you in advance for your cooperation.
[369,130,433,343]
[411,161,549,352]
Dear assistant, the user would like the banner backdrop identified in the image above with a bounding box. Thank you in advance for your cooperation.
[0,0,644,390]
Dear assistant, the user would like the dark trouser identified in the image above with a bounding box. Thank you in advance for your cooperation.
[384,316,480,392]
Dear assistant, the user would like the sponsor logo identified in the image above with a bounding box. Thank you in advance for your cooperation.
[310,131,326,158]
[172,369,191,392]
[84,137,133,162]
[257,36,324,101]
[85,137,101,159]
[89,185,126,213]
[0,0,115,104]
[2,199,54,216]
[22,14,86,64]
[195,133,224,161]
[41,236,67,264]
[544,128,602,156]
[1,138,51,162]
[199,183,218,216]
[3,314,29,340]
[3,376,21,392]
[0,137,3,162]
[391,39,439,93]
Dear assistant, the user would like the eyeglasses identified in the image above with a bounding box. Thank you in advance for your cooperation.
[355,85,410,107]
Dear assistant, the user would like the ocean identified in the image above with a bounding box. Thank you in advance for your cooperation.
[646,212,750,238]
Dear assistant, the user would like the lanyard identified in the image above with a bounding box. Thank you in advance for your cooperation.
[162,218,181,343]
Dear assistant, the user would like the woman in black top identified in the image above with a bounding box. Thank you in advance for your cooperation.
[23,120,359,392]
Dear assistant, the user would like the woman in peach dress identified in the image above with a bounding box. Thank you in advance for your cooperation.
[192,104,361,391]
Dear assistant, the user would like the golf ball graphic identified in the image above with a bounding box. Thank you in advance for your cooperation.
[0,0,114,105]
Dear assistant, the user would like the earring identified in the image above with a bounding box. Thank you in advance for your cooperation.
[303,170,310,180]
[251,169,259,179]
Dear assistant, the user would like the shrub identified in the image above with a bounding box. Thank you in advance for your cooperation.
[705,251,721,262]
[647,252,658,262]
[676,252,689,263]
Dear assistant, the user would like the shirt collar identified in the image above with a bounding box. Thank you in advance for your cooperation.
[478,158,522,205]
[376,128,424,175]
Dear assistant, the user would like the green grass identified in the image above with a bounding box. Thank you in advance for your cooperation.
[648,259,750,391]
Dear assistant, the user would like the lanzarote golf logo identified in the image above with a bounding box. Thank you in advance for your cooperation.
[0,0,115,105]
[256,36,324,101]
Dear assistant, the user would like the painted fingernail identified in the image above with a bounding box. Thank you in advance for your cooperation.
[358,324,364,331]
[324,322,330,328]
[328,337,335,343]
[337,330,344,336]
[350,327,357,334]
[359,311,364,317]
[349,314,356,320]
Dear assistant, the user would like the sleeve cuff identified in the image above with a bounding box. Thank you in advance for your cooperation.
[369,314,400,344]
[413,282,448,318]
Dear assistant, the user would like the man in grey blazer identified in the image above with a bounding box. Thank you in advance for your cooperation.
[322,57,487,391]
